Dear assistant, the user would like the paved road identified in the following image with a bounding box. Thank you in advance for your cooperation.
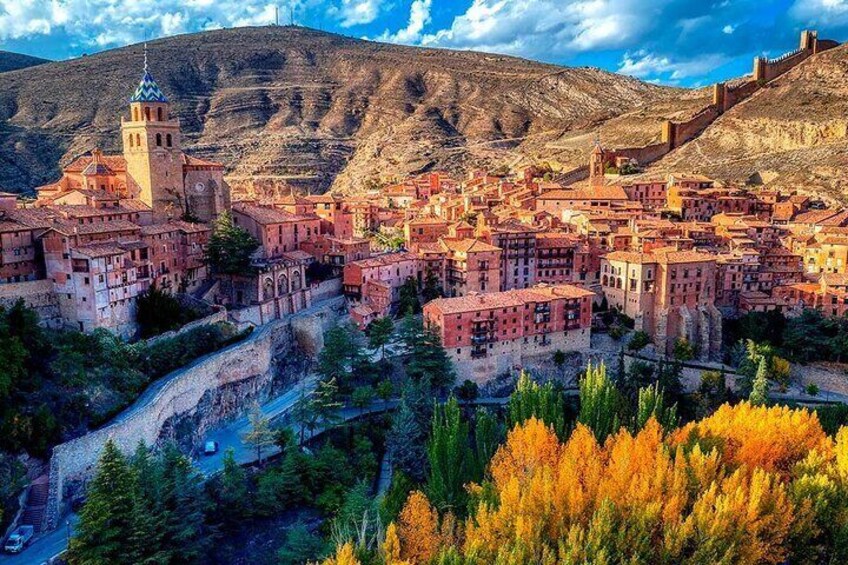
[0,378,319,565]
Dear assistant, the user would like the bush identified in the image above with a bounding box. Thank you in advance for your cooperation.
[627,331,651,352]
[608,325,625,340]
[806,383,820,396]
[454,380,479,402]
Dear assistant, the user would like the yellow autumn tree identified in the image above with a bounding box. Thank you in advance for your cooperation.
[320,542,360,565]
[396,490,441,564]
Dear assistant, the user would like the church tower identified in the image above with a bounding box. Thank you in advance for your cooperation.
[121,49,183,220]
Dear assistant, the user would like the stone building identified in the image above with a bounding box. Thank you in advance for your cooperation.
[424,284,594,383]
[36,56,230,222]
[600,249,722,360]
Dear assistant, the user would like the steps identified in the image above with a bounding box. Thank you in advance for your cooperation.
[20,475,49,533]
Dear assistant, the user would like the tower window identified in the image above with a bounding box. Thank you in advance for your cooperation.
[144,107,151,121]
[129,135,134,148]
[156,133,162,147]
[133,107,139,121]
[166,134,172,147]
[136,133,141,146]
[157,107,163,121]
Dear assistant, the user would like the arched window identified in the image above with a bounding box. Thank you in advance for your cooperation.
[156,133,162,147]
[136,133,141,146]
[133,107,139,121]
[144,107,151,121]
[166,134,172,147]
[129,135,134,148]
[277,274,288,295]
[291,271,302,291]
[157,107,163,121]
[263,278,274,301]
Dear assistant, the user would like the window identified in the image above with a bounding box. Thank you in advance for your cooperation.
[157,107,163,121]
[166,133,172,147]
[144,107,151,120]
[156,133,162,147]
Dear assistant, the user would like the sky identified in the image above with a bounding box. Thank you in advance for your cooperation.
[1,0,847,87]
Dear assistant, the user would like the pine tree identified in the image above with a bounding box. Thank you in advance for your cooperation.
[405,320,455,390]
[507,370,568,438]
[387,399,427,482]
[398,277,422,315]
[749,357,770,406]
[159,445,210,563]
[204,211,259,275]
[217,448,250,522]
[368,317,395,360]
[427,397,472,512]
[242,402,276,463]
[318,323,368,388]
[578,362,623,442]
[68,440,139,564]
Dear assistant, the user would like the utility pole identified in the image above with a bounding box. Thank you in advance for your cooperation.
[290,6,294,26]
[275,6,279,26]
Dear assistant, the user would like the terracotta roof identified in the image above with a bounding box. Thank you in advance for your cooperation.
[65,154,127,173]
[233,203,313,224]
[793,209,840,224]
[426,284,593,315]
[440,238,501,254]
[49,219,140,236]
[182,154,224,169]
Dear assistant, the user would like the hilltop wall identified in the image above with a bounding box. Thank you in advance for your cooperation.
[0,279,62,328]
[590,29,838,183]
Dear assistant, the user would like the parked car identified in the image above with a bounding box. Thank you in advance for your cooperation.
[4,525,34,553]
[203,441,219,455]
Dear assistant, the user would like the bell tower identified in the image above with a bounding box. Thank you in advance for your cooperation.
[121,46,183,220]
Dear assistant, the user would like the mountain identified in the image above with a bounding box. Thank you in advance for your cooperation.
[648,43,848,201]
[0,25,678,195]
[0,51,49,74]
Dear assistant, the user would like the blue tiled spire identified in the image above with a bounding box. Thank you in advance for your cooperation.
[129,44,168,103]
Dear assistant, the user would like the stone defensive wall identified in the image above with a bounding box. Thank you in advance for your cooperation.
[592,30,838,181]
[43,296,345,531]
[0,279,62,328]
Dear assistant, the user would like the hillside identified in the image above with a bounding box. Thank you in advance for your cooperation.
[649,43,848,200]
[0,51,49,73]
[0,26,678,195]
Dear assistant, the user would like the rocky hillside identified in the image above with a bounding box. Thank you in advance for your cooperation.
[0,51,49,74]
[0,26,677,195]
[650,44,848,200]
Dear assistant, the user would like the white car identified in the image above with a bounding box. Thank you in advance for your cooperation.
[203,441,219,455]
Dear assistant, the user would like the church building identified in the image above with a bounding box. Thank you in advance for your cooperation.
[36,56,230,222]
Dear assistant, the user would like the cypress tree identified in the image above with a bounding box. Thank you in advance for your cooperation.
[749,357,770,406]
[426,397,472,512]
[634,383,678,432]
[508,370,567,438]
[578,362,624,442]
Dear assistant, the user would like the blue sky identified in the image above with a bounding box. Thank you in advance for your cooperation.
[1,0,847,87]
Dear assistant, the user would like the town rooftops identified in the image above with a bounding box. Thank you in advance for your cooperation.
[604,249,716,265]
[425,284,594,315]
[233,202,314,224]
[439,238,501,254]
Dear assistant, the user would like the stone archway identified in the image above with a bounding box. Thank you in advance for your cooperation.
[291,270,302,291]
[277,274,289,296]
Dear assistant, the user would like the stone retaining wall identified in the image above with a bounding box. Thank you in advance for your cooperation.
[0,279,62,328]
[43,297,343,531]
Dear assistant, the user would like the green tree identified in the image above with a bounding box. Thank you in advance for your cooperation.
[695,370,728,418]
[672,337,696,361]
[454,379,479,402]
[68,440,140,564]
[215,448,249,523]
[422,269,444,302]
[318,323,368,389]
[578,362,623,442]
[135,283,195,338]
[351,386,376,415]
[627,330,651,352]
[242,403,276,464]
[278,522,327,565]
[397,277,422,316]
[158,445,210,563]
[749,357,770,406]
[404,319,455,390]
[471,408,502,483]
[634,383,678,431]
[367,317,394,360]
[204,211,259,275]
[292,392,320,444]
[507,370,567,438]
[376,380,394,406]
[312,378,343,428]
[427,397,472,512]
[387,398,427,482]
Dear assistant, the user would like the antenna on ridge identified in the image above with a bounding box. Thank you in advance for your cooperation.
[290,6,294,26]
[275,6,279,26]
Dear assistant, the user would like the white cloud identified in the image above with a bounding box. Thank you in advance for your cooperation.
[420,0,671,58]
[376,0,432,43]
[618,49,727,79]
[330,0,383,28]
[790,0,848,26]
[722,24,736,34]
